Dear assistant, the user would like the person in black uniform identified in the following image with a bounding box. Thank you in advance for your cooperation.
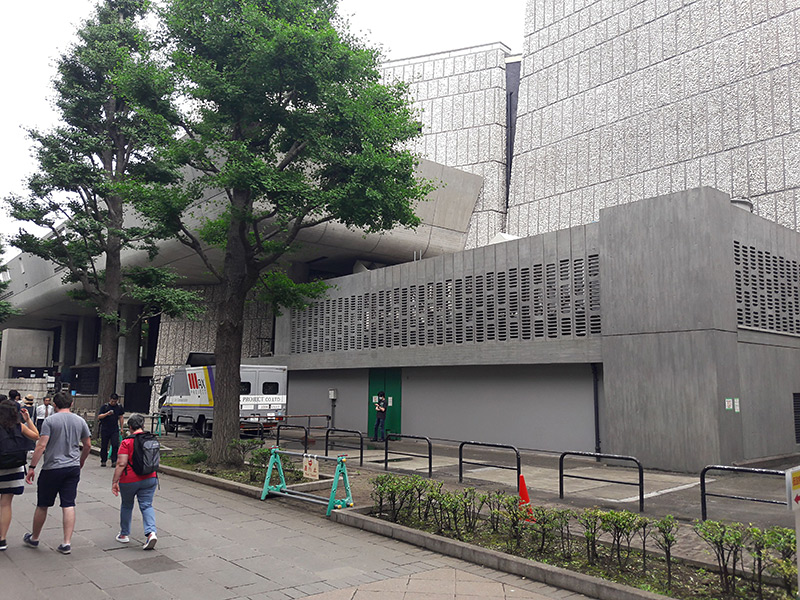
[372,391,387,442]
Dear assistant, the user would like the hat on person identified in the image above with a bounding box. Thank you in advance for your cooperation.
[24,395,35,405]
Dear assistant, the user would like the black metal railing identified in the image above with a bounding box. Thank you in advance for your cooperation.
[384,433,433,478]
[700,465,786,520]
[459,441,521,493]
[275,423,311,453]
[324,428,364,466]
[173,415,196,438]
[560,451,645,512]
[239,419,267,440]
[282,414,331,431]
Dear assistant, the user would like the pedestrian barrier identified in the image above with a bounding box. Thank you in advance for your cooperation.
[173,415,196,438]
[324,428,364,466]
[700,465,786,520]
[260,448,353,516]
[559,451,645,512]
[384,433,433,478]
[276,423,311,453]
[459,441,521,493]
[146,414,162,436]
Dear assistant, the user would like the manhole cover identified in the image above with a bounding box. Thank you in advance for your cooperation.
[125,555,183,575]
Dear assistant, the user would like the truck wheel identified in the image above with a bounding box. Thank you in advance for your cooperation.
[161,415,175,433]
[196,416,212,438]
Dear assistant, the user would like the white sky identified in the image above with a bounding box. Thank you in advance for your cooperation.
[0,0,525,250]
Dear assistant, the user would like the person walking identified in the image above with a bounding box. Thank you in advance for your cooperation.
[373,391,387,442]
[111,414,158,550]
[98,393,124,467]
[23,391,91,555]
[0,398,39,551]
[35,395,53,432]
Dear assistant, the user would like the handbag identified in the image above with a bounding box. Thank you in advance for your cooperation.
[0,424,36,469]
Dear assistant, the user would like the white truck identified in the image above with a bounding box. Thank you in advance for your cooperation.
[158,361,288,437]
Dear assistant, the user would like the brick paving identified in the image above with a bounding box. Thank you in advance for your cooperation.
[0,462,597,600]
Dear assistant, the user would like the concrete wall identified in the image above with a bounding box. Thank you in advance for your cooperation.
[0,329,55,378]
[382,44,512,247]
[737,329,800,459]
[600,188,744,471]
[286,364,595,452]
[509,0,800,237]
[287,369,370,431]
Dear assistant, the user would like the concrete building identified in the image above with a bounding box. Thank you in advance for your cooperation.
[3,0,800,471]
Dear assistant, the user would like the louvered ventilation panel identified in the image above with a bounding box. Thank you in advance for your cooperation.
[290,252,603,353]
[734,241,800,335]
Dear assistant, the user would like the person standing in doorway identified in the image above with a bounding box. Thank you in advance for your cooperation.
[23,392,91,555]
[373,391,387,442]
[35,395,53,432]
[98,393,124,467]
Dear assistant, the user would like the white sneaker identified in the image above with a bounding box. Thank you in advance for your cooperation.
[115,533,130,543]
[143,532,157,550]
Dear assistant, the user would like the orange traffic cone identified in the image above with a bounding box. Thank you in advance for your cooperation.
[518,475,534,521]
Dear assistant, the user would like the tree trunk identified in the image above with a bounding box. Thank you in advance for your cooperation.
[208,189,255,466]
[92,200,123,438]
[94,316,120,438]
[209,285,247,465]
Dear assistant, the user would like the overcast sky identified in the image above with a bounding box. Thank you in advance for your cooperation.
[0,0,525,251]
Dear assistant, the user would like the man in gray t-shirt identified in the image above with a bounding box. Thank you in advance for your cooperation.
[24,392,91,555]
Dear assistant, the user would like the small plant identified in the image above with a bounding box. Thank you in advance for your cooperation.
[483,490,507,533]
[636,515,652,574]
[693,519,747,596]
[745,524,767,600]
[765,526,797,598]
[186,438,208,464]
[653,515,678,590]
[577,508,604,565]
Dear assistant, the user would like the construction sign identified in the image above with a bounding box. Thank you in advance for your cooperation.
[303,456,320,480]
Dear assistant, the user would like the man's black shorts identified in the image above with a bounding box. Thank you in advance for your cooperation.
[37,466,81,508]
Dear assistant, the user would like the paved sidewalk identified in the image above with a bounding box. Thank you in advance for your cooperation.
[0,462,597,600]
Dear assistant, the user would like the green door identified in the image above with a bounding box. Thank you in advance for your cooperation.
[368,368,401,438]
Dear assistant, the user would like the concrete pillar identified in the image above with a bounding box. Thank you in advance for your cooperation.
[116,304,142,396]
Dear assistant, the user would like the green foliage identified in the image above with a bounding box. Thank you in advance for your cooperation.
[577,508,604,565]
[5,0,201,408]
[764,526,797,597]
[0,239,20,323]
[653,515,679,590]
[366,475,793,599]
[148,0,434,465]
[186,438,209,463]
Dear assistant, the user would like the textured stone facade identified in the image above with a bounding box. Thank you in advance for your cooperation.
[507,0,800,235]
[381,44,512,248]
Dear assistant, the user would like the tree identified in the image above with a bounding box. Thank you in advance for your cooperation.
[7,0,202,426]
[0,239,20,324]
[154,0,432,464]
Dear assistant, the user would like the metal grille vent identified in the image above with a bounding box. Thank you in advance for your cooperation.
[289,254,602,354]
[734,241,800,334]
[794,393,800,444]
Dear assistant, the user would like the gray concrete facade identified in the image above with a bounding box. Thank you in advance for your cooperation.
[275,188,800,472]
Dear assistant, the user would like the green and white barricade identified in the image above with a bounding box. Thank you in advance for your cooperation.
[260,447,353,516]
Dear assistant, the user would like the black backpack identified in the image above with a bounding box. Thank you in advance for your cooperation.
[129,432,160,476]
[0,425,35,469]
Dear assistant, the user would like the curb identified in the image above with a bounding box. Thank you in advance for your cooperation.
[329,509,667,600]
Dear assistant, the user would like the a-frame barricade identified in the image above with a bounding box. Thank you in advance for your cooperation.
[260,447,353,516]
